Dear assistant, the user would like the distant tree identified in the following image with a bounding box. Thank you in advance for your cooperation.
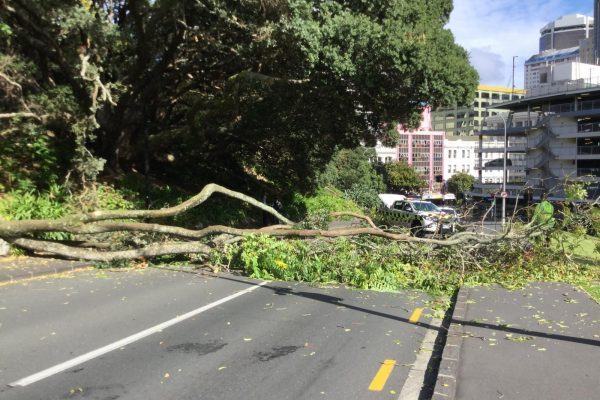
[383,161,425,193]
[446,172,475,197]
[318,147,385,209]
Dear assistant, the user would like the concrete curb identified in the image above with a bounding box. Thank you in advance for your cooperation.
[431,287,470,400]
[0,259,92,283]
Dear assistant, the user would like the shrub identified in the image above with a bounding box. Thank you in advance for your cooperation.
[299,188,362,229]
[0,185,71,240]
[218,235,599,298]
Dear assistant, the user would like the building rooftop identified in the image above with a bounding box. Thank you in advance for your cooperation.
[525,46,579,65]
[540,14,594,33]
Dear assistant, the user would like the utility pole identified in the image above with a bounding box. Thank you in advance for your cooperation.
[497,112,509,230]
[512,56,518,96]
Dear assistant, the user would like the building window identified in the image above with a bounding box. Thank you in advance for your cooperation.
[467,150,470,158]
[540,72,548,84]
[448,166,451,173]
[481,92,489,99]
[448,149,452,158]
[492,93,499,100]
[462,150,465,158]
[385,156,392,163]
[453,150,457,158]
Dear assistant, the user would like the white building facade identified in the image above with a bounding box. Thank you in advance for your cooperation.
[443,138,478,181]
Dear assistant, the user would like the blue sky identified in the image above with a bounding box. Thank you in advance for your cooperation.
[447,0,594,88]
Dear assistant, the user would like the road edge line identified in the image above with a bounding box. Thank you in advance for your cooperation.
[397,315,442,400]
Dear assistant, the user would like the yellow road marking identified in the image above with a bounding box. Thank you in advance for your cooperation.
[368,359,396,391]
[409,308,423,323]
[0,267,93,287]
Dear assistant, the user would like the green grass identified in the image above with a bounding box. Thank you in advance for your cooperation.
[581,282,600,303]
[552,232,600,261]
[551,232,600,302]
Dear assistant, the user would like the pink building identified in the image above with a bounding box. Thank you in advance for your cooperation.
[396,107,446,192]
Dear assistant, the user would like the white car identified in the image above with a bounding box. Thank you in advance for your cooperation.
[379,199,455,236]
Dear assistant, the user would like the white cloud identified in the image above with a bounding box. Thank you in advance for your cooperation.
[447,0,594,87]
[468,47,506,85]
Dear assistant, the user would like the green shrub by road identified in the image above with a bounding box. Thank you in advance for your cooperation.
[217,235,600,301]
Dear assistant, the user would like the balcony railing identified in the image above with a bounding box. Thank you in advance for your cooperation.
[578,121,600,133]
[526,79,600,99]
[477,140,527,152]
[577,99,600,112]
[577,168,600,177]
[577,146,600,155]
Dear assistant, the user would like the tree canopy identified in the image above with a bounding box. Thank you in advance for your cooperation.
[382,160,426,193]
[0,0,478,196]
[318,147,385,208]
[446,172,475,197]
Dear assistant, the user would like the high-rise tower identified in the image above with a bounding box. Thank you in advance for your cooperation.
[539,14,593,52]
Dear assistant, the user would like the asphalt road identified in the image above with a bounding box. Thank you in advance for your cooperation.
[0,268,437,400]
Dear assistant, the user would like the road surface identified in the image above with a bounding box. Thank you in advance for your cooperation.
[0,268,439,400]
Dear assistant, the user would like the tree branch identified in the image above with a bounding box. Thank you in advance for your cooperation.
[330,211,378,229]
[0,183,294,236]
[230,70,310,85]
[12,238,212,261]
[0,112,42,121]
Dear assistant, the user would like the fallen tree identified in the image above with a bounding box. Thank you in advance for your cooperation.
[0,183,545,262]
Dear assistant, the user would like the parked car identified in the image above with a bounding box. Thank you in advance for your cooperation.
[378,197,456,236]
[438,206,463,232]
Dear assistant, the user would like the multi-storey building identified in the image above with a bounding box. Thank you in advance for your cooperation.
[525,14,598,91]
[443,138,478,181]
[524,47,580,90]
[431,85,526,137]
[373,107,445,192]
[538,14,594,52]
[472,86,600,201]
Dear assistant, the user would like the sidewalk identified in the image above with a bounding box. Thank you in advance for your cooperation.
[433,283,600,400]
[0,256,92,283]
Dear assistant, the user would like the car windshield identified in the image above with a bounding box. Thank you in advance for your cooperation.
[412,201,439,212]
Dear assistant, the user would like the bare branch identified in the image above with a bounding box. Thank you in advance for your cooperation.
[0,71,23,92]
[0,183,294,236]
[12,238,212,261]
[73,183,295,224]
[230,70,310,85]
[0,112,42,120]
[330,212,378,229]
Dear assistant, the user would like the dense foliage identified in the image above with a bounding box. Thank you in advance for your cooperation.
[446,172,475,197]
[317,147,384,209]
[382,160,426,193]
[0,0,478,198]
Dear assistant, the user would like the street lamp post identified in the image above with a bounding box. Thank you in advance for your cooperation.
[498,112,509,229]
